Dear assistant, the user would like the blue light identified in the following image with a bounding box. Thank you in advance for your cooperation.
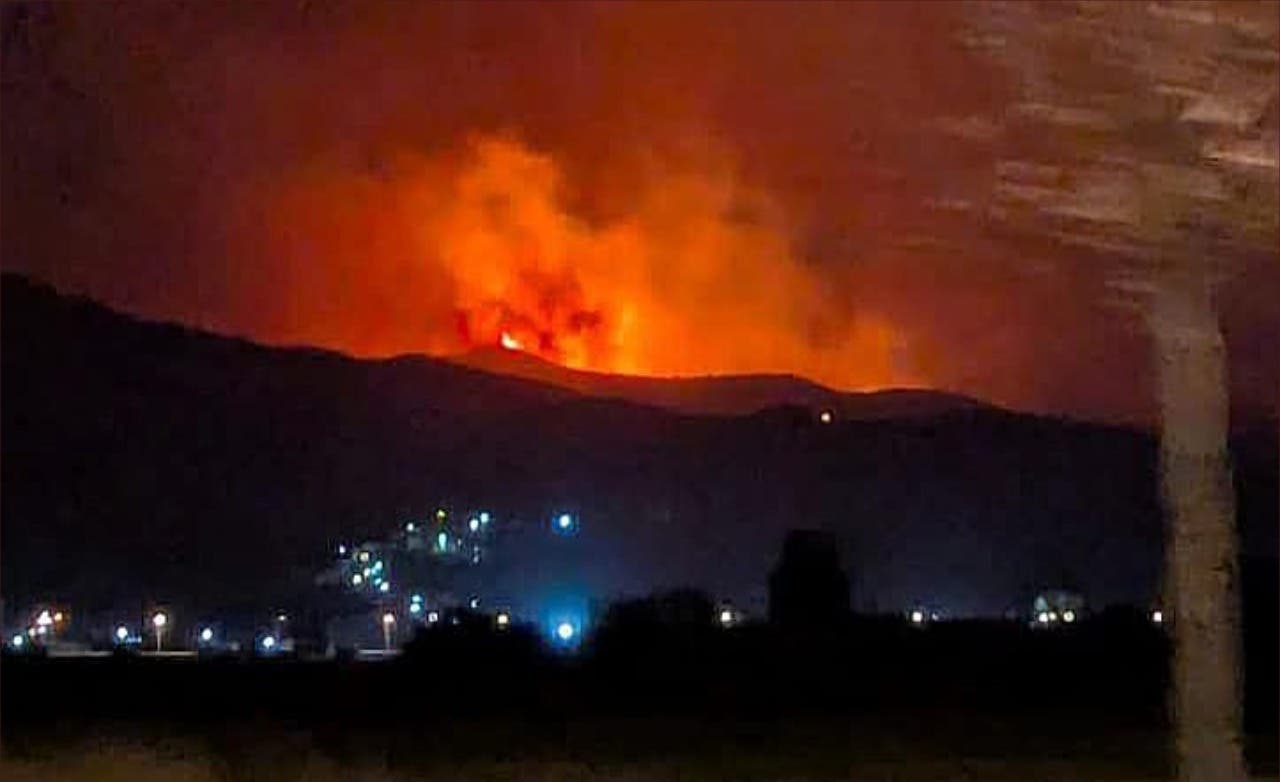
[373,560,383,573]
[479,511,491,525]
[409,602,422,615]
[437,531,449,551]
[411,593,424,604]
[556,621,575,641]
[468,517,480,533]
[261,635,277,651]
[552,512,579,537]
[11,634,24,648]
[379,581,391,594]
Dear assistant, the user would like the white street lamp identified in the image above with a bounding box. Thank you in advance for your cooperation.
[152,611,168,651]
[381,612,396,651]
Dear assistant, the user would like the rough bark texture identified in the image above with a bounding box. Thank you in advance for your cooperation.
[1149,272,1246,782]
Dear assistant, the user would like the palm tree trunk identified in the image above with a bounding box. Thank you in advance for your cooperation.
[1148,271,1247,782]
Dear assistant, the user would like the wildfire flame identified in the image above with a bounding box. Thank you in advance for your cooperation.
[254,135,918,390]
[499,331,522,351]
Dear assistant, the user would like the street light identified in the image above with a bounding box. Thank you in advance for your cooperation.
[1151,610,1164,625]
[200,627,214,644]
[152,611,169,652]
[381,612,396,651]
[718,608,735,627]
[910,610,925,625]
[115,625,130,643]
[556,621,576,642]
[496,611,510,629]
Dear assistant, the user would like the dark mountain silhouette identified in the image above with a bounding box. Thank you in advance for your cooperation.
[451,345,984,418]
[2,274,1274,622]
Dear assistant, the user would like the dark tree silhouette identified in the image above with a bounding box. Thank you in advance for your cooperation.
[768,530,851,630]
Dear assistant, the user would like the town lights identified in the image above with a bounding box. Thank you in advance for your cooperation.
[405,522,416,533]
[1037,611,1050,625]
[556,622,576,642]
[35,610,53,628]
[437,531,449,552]
[200,627,214,643]
[260,635,277,652]
[819,410,834,424]
[115,625,130,643]
[479,511,491,525]
[426,610,440,624]
[10,634,24,649]
[409,602,422,616]
[496,611,510,629]
[379,581,391,594]
[910,610,925,625]
[718,608,735,627]
[1151,610,1164,625]
[352,573,364,586]
[1062,610,1076,624]
[468,517,480,533]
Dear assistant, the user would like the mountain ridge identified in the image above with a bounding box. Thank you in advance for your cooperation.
[1,273,1273,622]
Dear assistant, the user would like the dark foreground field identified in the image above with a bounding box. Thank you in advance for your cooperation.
[3,619,1276,781]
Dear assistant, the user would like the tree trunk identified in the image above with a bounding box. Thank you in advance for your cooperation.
[1148,270,1247,782]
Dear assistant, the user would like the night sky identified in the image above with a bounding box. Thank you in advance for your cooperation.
[3,1,1276,423]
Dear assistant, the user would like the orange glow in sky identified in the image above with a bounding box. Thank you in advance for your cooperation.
[255,135,919,391]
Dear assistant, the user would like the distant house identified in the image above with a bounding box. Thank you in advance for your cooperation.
[1031,589,1085,626]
